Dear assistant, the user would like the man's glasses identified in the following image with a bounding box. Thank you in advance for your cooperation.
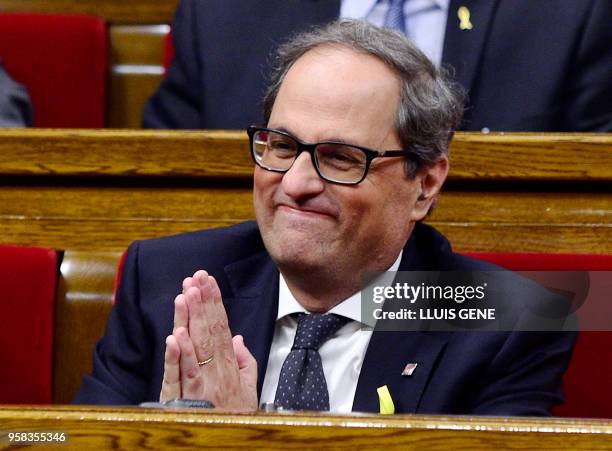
[247,126,414,185]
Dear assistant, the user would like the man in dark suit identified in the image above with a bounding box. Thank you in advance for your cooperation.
[77,21,574,414]
[0,63,32,127]
[143,0,612,132]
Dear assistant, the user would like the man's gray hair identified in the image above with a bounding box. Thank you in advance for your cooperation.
[263,19,464,176]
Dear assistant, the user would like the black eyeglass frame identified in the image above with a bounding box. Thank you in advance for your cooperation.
[247,126,416,185]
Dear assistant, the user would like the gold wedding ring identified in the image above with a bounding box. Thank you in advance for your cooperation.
[197,356,214,366]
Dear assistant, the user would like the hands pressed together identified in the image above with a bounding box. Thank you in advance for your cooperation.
[160,270,258,411]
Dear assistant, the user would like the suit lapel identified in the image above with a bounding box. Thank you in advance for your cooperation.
[353,224,454,413]
[353,331,449,413]
[223,251,279,398]
[443,0,500,93]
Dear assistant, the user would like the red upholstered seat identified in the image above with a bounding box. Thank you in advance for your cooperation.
[0,245,57,404]
[113,251,127,304]
[466,252,612,419]
[0,13,107,127]
[163,30,175,71]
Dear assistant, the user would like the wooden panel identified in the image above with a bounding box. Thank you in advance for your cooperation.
[108,25,168,128]
[0,130,609,181]
[0,130,253,178]
[0,131,608,253]
[0,407,611,449]
[434,191,611,225]
[435,223,612,254]
[0,186,254,221]
[108,72,163,128]
[110,25,168,65]
[53,252,121,403]
[0,0,177,24]
[449,133,612,181]
[0,185,609,253]
[432,191,612,253]
[0,186,253,251]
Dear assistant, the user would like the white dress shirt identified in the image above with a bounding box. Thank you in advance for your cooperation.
[260,251,403,413]
[341,0,450,66]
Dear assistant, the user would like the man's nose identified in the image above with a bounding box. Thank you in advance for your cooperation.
[281,151,325,200]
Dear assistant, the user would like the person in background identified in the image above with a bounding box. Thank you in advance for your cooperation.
[143,0,612,132]
[0,62,32,127]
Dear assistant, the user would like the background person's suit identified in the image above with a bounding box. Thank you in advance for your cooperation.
[0,63,32,127]
[142,0,612,132]
[75,221,575,415]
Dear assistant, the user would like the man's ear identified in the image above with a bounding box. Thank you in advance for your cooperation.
[410,157,449,221]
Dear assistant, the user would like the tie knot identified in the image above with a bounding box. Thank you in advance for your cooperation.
[292,313,349,351]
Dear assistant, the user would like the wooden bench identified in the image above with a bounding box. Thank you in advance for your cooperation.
[0,129,609,253]
[1,406,611,450]
[0,129,609,403]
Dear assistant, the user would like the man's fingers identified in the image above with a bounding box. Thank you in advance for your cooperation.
[208,275,231,339]
[208,275,223,305]
[185,272,214,365]
[232,335,259,410]
[193,270,208,288]
[182,276,196,294]
[160,335,181,402]
[183,270,214,362]
[175,326,205,399]
[184,286,214,370]
[205,276,237,368]
[167,271,256,408]
[173,294,188,334]
[233,335,258,391]
[197,274,240,391]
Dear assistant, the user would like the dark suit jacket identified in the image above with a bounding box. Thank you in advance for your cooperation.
[75,221,575,415]
[142,0,612,132]
[0,63,32,127]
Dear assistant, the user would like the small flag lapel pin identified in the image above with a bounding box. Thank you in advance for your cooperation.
[458,6,473,30]
[401,363,418,376]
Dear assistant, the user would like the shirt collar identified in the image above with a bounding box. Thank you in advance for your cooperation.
[277,249,403,324]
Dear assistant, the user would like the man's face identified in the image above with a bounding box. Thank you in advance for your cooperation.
[254,45,439,279]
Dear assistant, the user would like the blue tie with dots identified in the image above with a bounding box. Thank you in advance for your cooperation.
[274,313,349,411]
[385,0,406,33]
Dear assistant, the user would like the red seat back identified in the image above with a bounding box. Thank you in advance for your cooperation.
[0,13,107,127]
[113,250,127,304]
[466,252,612,418]
[0,245,57,403]
[163,30,175,71]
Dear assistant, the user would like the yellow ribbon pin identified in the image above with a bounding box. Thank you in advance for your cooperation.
[458,6,473,30]
[377,385,395,415]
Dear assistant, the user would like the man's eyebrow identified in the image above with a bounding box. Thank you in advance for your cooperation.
[270,125,298,137]
[324,137,349,144]
[269,125,351,145]
[271,125,291,134]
